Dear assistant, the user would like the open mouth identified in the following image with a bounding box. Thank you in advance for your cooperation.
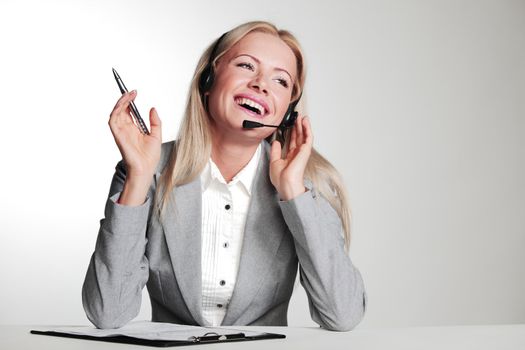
[234,97,267,116]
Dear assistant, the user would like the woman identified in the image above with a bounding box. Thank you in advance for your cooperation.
[82,21,366,331]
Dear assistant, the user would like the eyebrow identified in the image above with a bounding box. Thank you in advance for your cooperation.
[231,54,294,82]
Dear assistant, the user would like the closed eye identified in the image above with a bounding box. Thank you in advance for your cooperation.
[237,62,255,71]
[276,78,289,88]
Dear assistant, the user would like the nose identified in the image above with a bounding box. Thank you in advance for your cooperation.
[249,74,269,95]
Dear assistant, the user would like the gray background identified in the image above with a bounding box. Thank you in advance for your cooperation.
[0,0,523,328]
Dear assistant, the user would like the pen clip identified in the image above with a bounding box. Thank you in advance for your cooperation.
[187,332,246,343]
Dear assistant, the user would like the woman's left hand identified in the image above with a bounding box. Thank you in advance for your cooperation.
[270,115,313,201]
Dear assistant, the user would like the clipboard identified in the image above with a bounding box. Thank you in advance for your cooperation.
[30,323,285,347]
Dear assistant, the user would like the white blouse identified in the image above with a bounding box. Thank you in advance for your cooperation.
[199,144,262,326]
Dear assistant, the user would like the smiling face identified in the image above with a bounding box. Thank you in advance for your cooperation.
[206,31,298,142]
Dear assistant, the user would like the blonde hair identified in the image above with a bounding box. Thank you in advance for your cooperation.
[158,21,352,251]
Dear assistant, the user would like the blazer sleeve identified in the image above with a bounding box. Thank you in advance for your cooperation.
[279,190,367,331]
[81,160,153,329]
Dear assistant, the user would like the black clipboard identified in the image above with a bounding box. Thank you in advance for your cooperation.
[31,329,285,347]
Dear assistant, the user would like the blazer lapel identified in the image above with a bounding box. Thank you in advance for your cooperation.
[160,177,205,325]
[221,146,288,325]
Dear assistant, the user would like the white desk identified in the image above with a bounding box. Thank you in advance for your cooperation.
[2,324,525,349]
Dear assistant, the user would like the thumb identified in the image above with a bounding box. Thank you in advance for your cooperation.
[270,140,282,163]
[149,107,162,140]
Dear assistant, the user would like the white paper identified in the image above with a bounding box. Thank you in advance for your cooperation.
[39,321,265,341]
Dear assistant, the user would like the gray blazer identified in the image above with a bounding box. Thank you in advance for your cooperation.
[82,141,366,331]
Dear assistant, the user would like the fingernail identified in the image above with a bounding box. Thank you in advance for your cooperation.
[130,90,137,95]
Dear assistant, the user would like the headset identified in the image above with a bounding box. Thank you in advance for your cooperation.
[198,32,300,133]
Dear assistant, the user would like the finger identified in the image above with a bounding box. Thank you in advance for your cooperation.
[113,91,132,111]
[109,92,138,130]
[295,115,304,146]
[289,121,297,151]
[293,121,313,162]
[149,107,162,140]
[288,117,313,164]
[270,140,282,163]
[110,91,132,116]
[302,116,313,147]
[109,107,134,131]
[293,145,312,167]
[111,90,137,118]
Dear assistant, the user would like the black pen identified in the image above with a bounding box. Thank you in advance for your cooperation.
[112,68,150,135]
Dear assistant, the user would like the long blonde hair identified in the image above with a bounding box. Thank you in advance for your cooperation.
[158,21,352,251]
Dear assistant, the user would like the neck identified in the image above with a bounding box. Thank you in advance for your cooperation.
[210,131,260,183]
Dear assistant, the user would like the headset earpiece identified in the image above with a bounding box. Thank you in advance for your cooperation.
[278,94,301,130]
[199,65,214,95]
[198,32,228,98]
[280,108,298,129]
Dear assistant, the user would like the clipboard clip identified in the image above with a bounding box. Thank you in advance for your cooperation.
[188,331,246,343]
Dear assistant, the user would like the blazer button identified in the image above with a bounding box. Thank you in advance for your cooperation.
[217,304,223,308]
[219,280,226,286]
[225,204,231,210]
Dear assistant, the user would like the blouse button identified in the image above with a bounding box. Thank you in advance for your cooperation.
[223,242,229,248]
[217,304,223,308]
[225,204,231,210]
[219,280,226,286]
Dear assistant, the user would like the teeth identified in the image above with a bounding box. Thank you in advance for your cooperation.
[235,97,266,115]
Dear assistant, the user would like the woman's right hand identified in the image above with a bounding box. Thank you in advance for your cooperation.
[108,90,162,206]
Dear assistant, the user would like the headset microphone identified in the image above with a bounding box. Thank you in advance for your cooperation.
[242,120,280,129]
[242,95,301,131]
